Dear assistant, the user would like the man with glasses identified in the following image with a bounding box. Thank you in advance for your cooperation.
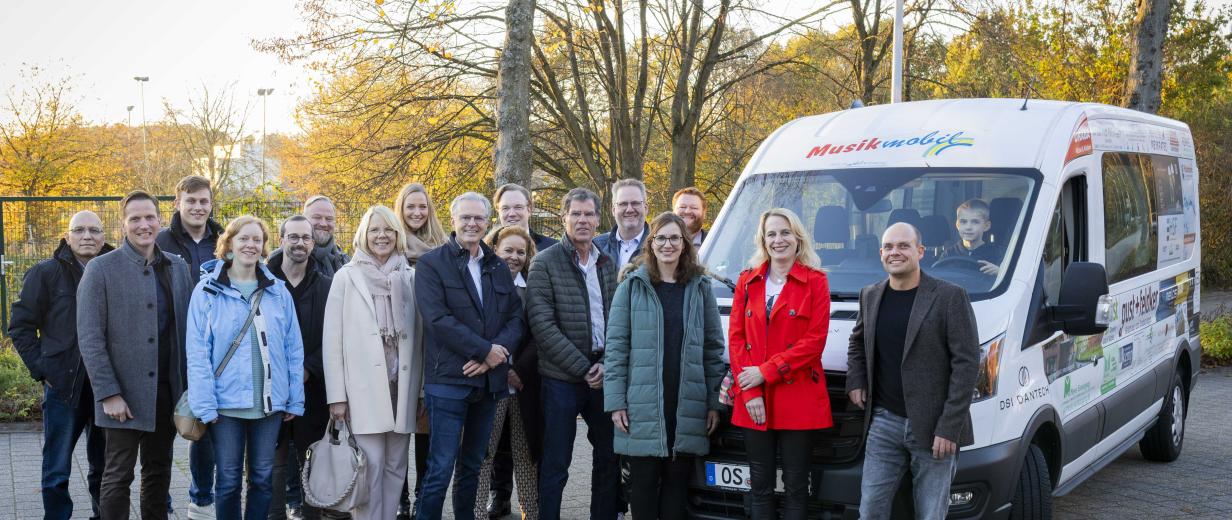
[527,188,620,520]
[593,179,649,270]
[494,183,558,254]
[10,211,113,520]
[267,216,335,520]
[846,222,980,520]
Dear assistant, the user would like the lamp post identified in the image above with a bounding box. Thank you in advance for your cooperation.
[257,88,274,183]
[891,0,904,103]
[133,76,150,178]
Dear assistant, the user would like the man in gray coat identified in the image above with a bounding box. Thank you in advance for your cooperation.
[78,190,195,520]
[526,187,619,520]
[847,222,980,520]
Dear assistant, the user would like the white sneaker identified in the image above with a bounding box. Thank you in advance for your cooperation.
[187,502,217,520]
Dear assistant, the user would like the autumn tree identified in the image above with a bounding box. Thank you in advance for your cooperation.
[162,83,253,193]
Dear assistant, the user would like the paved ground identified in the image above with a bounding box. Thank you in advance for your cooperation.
[3,368,1230,519]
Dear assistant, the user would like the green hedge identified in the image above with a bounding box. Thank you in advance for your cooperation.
[0,341,41,422]
[1200,315,1232,366]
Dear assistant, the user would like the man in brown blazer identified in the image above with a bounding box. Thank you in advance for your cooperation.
[847,222,980,520]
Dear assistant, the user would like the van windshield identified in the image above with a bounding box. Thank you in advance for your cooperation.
[701,168,1041,302]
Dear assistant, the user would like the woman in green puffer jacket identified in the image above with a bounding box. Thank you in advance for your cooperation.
[603,212,727,519]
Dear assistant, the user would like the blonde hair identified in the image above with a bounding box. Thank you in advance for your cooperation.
[748,207,821,270]
[215,215,271,260]
[352,205,408,257]
[393,182,448,247]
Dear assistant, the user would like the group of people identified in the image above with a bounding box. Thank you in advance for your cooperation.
[11,171,982,520]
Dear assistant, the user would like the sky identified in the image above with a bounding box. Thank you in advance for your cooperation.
[0,0,312,135]
[2,0,1229,138]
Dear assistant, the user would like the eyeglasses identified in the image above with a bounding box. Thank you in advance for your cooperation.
[70,227,104,236]
[653,235,683,246]
[615,201,644,209]
[282,234,313,244]
[456,215,488,224]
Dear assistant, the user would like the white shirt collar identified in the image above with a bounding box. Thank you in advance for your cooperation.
[514,272,527,288]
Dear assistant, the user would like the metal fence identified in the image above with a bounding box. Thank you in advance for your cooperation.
[0,195,564,333]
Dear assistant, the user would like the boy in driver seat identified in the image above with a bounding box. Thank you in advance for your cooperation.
[938,198,1006,275]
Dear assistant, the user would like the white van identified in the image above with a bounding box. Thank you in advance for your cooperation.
[692,99,1201,519]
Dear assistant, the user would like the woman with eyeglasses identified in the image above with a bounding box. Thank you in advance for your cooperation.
[603,212,726,519]
[322,205,424,520]
[727,207,832,520]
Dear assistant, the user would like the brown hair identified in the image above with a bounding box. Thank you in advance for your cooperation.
[175,175,212,197]
[632,212,706,284]
[215,215,272,260]
[494,183,532,207]
[671,186,706,210]
[484,224,538,278]
[393,182,448,247]
[120,190,160,217]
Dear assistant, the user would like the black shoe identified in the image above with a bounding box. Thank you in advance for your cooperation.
[396,504,412,520]
[487,497,512,518]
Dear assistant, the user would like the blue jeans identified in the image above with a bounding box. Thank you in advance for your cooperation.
[41,384,105,520]
[189,429,215,506]
[537,377,619,520]
[416,391,498,520]
[210,413,283,519]
[859,408,958,520]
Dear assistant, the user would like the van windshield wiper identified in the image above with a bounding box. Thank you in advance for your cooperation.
[830,292,859,302]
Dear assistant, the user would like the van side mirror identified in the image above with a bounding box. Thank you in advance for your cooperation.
[1048,262,1110,336]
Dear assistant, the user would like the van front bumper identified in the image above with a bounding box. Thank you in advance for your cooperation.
[687,438,1024,520]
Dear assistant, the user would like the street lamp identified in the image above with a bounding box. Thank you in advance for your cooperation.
[126,105,134,127]
[133,76,150,178]
[257,88,274,182]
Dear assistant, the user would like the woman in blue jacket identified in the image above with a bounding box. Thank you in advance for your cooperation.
[185,215,305,520]
[604,212,727,519]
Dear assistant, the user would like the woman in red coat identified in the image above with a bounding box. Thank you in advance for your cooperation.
[728,207,832,520]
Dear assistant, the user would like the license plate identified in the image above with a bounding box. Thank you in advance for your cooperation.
[705,461,752,491]
[705,461,787,492]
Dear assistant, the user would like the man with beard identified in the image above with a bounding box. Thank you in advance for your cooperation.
[10,211,113,520]
[671,187,708,247]
[593,179,648,271]
[267,215,335,520]
[156,175,223,519]
[303,195,351,277]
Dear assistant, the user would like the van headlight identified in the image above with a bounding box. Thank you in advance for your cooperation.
[972,333,1006,402]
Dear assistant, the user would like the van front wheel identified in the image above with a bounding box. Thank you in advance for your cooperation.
[1010,444,1052,520]
[1140,372,1186,462]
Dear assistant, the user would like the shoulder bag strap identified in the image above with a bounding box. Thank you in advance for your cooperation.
[214,289,264,379]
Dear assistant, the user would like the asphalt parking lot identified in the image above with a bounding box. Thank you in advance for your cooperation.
[2,367,1230,519]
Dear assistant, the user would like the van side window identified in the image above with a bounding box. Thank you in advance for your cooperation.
[1102,153,1158,283]
[1041,176,1087,306]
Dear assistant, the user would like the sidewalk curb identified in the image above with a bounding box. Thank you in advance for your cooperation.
[0,421,40,433]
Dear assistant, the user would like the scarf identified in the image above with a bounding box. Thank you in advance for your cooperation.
[353,250,408,383]
[404,233,435,265]
[313,235,343,268]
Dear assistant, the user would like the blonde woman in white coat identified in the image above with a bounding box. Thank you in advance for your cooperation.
[323,205,424,520]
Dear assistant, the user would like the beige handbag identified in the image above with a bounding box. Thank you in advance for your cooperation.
[302,419,369,511]
[174,290,263,441]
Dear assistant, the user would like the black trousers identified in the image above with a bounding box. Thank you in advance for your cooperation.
[99,386,176,520]
[400,432,431,510]
[490,415,515,501]
[624,455,692,519]
[744,428,814,520]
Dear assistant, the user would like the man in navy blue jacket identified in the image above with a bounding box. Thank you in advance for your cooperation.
[414,192,526,520]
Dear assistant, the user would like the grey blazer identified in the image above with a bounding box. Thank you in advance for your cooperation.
[846,272,980,446]
[78,240,194,432]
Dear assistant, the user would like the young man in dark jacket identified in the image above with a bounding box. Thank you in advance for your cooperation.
[526,188,620,520]
[847,222,980,520]
[415,192,526,520]
[9,210,113,520]
[78,191,195,520]
[153,174,223,519]
[266,215,334,520]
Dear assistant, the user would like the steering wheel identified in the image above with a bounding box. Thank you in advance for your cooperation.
[930,256,984,271]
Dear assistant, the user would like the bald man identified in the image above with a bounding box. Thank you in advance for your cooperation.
[846,222,979,520]
[9,210,115,520]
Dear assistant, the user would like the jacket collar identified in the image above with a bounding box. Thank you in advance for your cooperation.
[561,233,611,268]
[446,233,499,267]
[626,264,705,290]
[169,212,223,243]
[604,223,649,245]
[53,238,115,268]
[750,260,813,284]
[119,238,167,267]
[202,257,279,296]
